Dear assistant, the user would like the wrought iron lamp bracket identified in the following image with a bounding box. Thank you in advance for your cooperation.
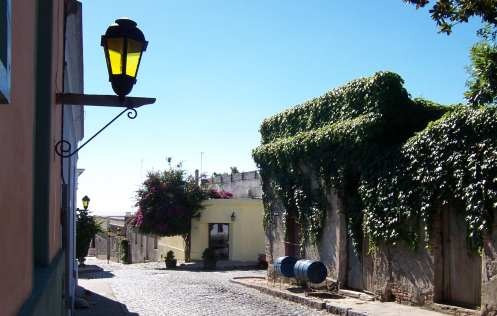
[54,93,155,158]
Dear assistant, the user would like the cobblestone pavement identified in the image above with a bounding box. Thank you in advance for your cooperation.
[82,257,328,316]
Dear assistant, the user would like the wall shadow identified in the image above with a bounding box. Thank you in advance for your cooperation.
[75,286,138,316]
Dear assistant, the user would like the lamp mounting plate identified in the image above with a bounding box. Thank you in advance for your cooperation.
[56,93,155,108]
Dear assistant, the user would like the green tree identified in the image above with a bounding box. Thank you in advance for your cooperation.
[132,168,207,262]
[466,26,497,105]
[76,208,102,266]
[404,0,497,34]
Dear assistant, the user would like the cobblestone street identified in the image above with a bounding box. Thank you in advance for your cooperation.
[79,257,328,316]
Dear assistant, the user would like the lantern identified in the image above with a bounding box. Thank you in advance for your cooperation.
[82,195,90,210]
[101,18,148,99]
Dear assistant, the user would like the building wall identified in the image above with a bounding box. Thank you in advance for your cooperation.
[62,0,84,308]
[0,0,70,315]
[0,1,37,314]
[48,0,65,262]
[189,199,265,261]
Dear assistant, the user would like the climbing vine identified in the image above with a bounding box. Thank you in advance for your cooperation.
[360,107,497,250]
[253,71,497,251]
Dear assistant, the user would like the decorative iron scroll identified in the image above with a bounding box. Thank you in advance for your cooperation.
[55,107,138,158]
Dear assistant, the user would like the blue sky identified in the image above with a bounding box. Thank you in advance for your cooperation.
[77,1,480,215]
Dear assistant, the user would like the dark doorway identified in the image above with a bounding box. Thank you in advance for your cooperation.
[209,223,229,260]
[439,207,481,308]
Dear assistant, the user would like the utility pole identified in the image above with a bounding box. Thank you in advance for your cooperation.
[200,152,204,179]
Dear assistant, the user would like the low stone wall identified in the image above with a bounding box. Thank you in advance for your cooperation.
[209,171,262,198]
[126,228,159,263]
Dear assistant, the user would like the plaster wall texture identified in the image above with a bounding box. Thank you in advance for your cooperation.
[0,1,36,314]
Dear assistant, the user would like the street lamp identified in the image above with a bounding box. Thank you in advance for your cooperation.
[82,195,90,210]
[101,18,148,100]
[55,18,155,158]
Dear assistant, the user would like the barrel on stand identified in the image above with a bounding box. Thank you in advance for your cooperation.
[294,259,327,284]
[274,256,297,278]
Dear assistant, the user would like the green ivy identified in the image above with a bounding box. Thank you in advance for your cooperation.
[360,107,497,250]
[253,71,465,250]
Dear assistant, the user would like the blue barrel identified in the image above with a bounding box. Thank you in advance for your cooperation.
[293,259,327,284]
[274,256,297,277]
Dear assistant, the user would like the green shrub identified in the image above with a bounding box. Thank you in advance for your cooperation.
[165,250,177,269]
[76,208,102,266]
[120,239,130,264]
[202,248,217,270]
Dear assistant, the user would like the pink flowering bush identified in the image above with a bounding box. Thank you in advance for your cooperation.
[208,189,234,199]
[132,169,207,237]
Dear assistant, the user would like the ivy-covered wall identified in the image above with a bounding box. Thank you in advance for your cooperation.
[254,71,497,308]
[254,71,452,251]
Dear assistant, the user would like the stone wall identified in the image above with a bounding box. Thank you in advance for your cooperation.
[92,217,160,264]
[304,188,347,284]
[263,169,495,311]
[208,171,262,199]
[126,227,159,263]
[94,233,126,263]
[482,216,497,315]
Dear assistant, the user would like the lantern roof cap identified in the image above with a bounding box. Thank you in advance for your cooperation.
[102,17,147,48]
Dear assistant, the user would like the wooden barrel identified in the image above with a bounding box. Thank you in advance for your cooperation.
[293,259,327,283]
[274,256,297,277]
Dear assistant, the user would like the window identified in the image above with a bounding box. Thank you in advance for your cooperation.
[0,0,11,103]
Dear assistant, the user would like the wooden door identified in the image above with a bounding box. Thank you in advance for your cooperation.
[441,208,481,308]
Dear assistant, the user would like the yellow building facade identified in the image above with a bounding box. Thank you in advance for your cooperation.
[159,199,265,262]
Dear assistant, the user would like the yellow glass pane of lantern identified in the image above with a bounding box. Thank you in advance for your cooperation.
[126,38,143,78]
[106,37,124,75]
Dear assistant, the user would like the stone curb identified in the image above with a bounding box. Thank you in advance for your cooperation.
[165,264,261,272]
[230,277,368,316]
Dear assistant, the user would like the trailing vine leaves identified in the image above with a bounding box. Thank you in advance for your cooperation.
[253,71,497,253]
[360,107,497,250]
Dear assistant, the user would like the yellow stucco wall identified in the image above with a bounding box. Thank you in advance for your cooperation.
[192,199,265,261]
[158,235,186,261]
[158,199,265,262]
